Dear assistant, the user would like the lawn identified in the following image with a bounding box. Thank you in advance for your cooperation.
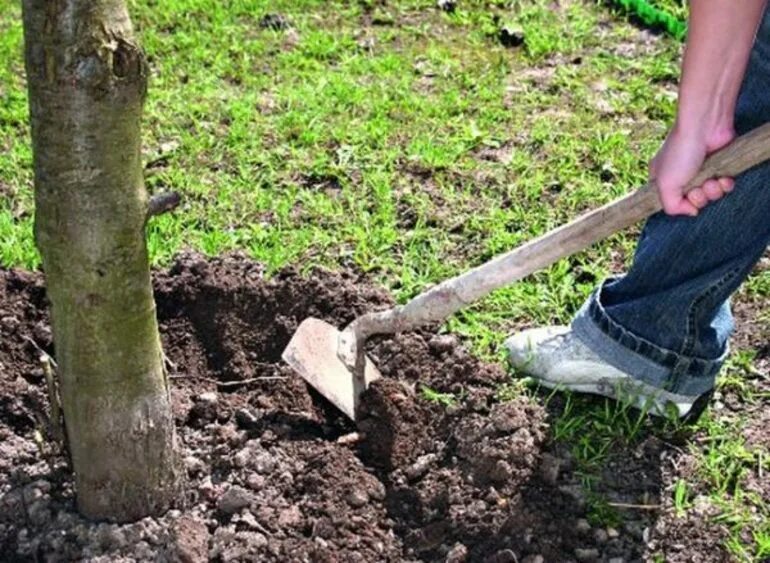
[1,0,768,560]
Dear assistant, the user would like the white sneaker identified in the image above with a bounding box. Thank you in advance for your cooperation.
[505,326,697,418]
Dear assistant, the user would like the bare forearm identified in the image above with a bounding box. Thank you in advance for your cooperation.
[651,1,766,216]
[676,0,766,137]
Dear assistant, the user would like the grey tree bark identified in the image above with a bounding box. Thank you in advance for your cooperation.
[21,0,180,521]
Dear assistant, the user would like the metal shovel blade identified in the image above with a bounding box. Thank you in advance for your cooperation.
[282,318,381,420]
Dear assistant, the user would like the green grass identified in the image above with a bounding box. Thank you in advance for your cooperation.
[648,0,688,21]
[672,478,691,516]
[420,384,458,408]
[690,412,770,562]
[1,0,767,559]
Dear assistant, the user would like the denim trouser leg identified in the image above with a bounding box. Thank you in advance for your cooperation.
[572,10,770,398]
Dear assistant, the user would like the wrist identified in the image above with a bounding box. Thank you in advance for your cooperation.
[673,102,735,150]
[675,84,736,144]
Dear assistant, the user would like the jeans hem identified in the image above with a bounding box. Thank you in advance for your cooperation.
[571,280,726,397]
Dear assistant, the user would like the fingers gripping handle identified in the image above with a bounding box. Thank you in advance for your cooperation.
[684,121,770,192]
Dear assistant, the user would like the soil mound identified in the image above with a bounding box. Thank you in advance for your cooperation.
[0,253,673,561]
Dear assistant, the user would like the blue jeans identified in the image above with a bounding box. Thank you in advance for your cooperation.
[572,10,770,399]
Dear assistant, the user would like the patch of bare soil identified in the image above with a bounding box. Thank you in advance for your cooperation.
[644,255,770,563]
[0,253,766,562]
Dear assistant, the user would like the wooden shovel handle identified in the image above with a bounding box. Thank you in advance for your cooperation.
[346,122,770,341]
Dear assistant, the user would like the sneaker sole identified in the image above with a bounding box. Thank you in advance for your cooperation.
[531,377,695,418]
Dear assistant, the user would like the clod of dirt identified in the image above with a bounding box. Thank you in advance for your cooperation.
[454,402,546,486]
[499,26,526,48]
[575,547,600,562]
[217,485,254,515]
[428,333,458,354]
[171,515,209,563]
[537,452,562,485]
[358,378,432,469]
[445,542,468,561]
[259,13,291,30]
[188,391,219,424]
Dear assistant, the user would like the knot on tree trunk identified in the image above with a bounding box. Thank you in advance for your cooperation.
[72,37,148,99]
[111,38,142,78]
[23,1,147,100]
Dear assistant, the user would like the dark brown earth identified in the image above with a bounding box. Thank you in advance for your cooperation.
[0,253,767,562]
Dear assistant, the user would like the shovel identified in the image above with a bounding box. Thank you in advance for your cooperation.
[283,123,770,420]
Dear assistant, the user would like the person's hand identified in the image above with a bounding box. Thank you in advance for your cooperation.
[649,126,736,216]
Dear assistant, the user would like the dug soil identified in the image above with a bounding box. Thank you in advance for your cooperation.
[0,253,765,562]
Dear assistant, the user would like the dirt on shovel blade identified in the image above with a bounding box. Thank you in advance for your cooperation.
[0,252,755,562]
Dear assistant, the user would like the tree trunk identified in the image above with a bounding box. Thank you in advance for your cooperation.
[21,0,179,521]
